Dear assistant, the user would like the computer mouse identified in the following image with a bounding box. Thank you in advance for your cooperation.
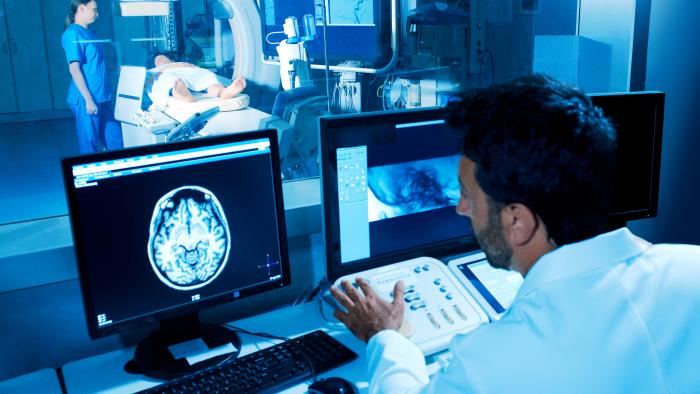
[307,377,358,394]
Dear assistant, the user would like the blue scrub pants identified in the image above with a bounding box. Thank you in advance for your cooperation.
[69,98,123,153]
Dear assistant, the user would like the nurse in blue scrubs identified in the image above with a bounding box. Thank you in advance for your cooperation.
[61,0,122,153]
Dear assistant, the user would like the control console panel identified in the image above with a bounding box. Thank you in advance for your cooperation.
[333,256,488,355]
[132,109,178,134]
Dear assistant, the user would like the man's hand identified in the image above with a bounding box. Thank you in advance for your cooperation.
[330,278,405,343]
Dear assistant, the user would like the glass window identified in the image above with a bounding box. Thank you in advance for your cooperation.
[0,0,645,226]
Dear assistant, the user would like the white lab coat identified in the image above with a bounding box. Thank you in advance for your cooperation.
[366,228,700,393]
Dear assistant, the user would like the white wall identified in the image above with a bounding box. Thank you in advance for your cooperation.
[628,1,700,244]
[579,0,636,92]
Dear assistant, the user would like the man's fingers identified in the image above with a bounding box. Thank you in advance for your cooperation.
[392,280,405,306]
[355,277,376,299]
[341,280,362,303]
[330,285,355,310]
[333,309,351,325]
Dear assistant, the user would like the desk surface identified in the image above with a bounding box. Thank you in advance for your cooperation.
[62,301,370,393]
[0,368,62,394]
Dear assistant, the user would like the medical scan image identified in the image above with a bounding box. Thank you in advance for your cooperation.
[368,155,460,222]
[147,186,231,291]
[329,0,374,25]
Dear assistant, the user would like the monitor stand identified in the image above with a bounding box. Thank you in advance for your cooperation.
[128,312,241,380]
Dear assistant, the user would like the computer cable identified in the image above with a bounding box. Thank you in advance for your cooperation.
[265,31,286,45]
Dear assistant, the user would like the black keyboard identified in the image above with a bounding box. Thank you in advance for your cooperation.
[141,330,358,394]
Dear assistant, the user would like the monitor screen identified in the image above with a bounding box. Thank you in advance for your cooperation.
[590,91,664,222]
[63,130,290,339]
[321,108,478,281]
[258,0,391,67]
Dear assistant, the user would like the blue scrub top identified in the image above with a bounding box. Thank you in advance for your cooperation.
[61,24,112,104]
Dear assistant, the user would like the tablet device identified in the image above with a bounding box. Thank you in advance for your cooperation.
[448,251,524,321]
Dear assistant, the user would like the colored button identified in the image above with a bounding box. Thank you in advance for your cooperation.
[433,278,442,285]
[405,293,421,303]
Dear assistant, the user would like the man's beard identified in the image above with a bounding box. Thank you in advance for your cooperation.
[474,201,513,270]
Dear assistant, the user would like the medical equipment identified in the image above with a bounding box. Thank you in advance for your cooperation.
[273,14,317,90]
[166,106,220,142]
[132,109,178,133]
[283,16,301,43]
[331,257,487,355]
[448,252,524,321]
[331,71,362,113]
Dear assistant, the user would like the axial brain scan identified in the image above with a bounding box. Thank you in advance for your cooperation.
[148,186,231,290]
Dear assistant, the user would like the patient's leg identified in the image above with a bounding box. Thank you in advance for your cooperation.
[205,83,226,98]
[219,76,247,99]
[172,78,196,103]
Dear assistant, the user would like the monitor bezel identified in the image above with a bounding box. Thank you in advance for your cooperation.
[320,108,479,282]
[589,91,665,222]
[62,130,292,339]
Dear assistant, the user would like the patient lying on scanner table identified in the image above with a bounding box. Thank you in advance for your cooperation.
[147,54,247,109]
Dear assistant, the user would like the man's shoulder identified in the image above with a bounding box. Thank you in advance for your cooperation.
[614,242,700,302]
[647,242,700,254]
[643,243,700,268]
[641,243,700,279]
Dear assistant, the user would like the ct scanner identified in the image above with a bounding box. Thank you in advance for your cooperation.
[114,0,281,148]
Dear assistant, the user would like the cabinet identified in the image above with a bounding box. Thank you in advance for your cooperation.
[0,1,17,112]
[0,0,53,113]
[42,0,74,111]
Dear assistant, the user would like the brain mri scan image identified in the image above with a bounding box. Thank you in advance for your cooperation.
[368,155,460,222]
[147,186,231,290]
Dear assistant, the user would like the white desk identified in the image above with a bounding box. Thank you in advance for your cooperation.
[0,368,62,394]
[122,107,271,148]
[62,301,371,393]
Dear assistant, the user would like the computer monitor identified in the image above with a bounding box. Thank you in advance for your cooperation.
[590,91,664,224]
[320,108,478,281]
[62,130,291,379]
[320,94,665,280]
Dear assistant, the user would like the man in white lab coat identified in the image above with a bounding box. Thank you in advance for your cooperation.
[331,74,700,393]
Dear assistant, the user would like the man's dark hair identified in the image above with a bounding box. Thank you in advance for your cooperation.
[446,74,617,246]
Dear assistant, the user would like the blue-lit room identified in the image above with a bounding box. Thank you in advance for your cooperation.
[1,0,699,392]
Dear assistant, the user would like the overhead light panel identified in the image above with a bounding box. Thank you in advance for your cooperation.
[119,1,173,17]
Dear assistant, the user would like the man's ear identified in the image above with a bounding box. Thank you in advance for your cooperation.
[502,203,538,247]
